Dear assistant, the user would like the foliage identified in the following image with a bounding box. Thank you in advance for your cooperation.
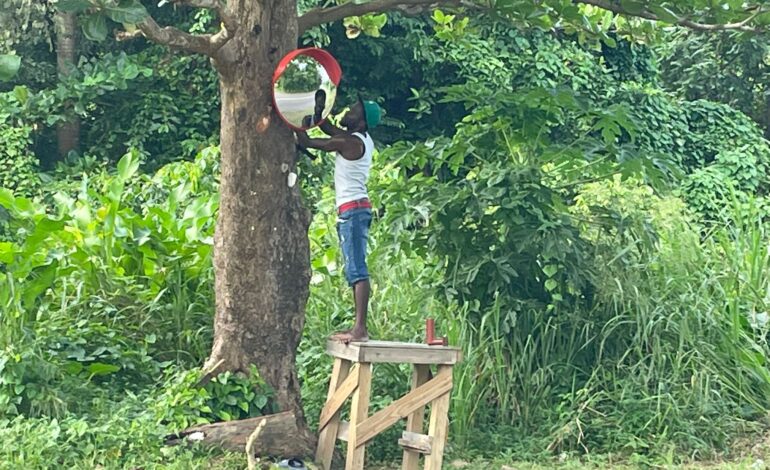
[4,0,770,466]
[0,148,218,418]
[0,403,246,469]
[0,125,40,196]
[152,366,274,430]
[658,30,770,136]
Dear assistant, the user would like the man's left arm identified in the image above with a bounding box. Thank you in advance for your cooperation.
[296,131,363,160]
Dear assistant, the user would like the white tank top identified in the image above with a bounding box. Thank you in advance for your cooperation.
[335,132,374,208]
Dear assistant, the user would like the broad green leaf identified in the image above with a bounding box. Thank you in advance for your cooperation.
[63,362,84,375]
[619,0,645,15]
[542,264,558,277]
[647,5,680,24]
[105,0,148,24]
[117,151,140,180]
[254,394,268,409]
[0,242,15,264]
[13,86,28,104]
[83,14,108,41]
[22,262,58,310]
[57,0,95,12]
[88,363,120,376]
[545,279,558,292]
[0,188,15,209]
[0,55,21,82]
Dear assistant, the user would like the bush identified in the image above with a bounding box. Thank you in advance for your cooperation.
[0,125,39,196]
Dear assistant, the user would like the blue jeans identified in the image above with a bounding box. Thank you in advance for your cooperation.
[337,208,372,286]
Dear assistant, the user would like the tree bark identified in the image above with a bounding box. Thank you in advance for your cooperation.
[55,10,80,158]
[165,411,314,456]
[202,0,315,451]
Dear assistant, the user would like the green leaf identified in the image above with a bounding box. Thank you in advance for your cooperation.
[647,5,680,24]
[63,362,84,375]
[0,242,15,264]
[105,0,148,24]
[254,394,268,409]
[117,151,140,180]
[542,264,558,277]
[87,362,120,376]
[57,0,95,12]
[83,14,108,41]
[0,55,21,82]
[619,0,645,15]
[22,263,58,310]
[0,188,15,209]
[13,86,28,104]
[545,279,558,292]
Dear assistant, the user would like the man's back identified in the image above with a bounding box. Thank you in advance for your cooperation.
[335,132,374,208]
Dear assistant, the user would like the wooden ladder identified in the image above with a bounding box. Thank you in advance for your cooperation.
[315,340,462,470]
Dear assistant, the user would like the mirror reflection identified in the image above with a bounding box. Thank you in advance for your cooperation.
[273,55,337,130]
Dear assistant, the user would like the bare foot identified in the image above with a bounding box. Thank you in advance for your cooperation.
[329,329,352,340]
[331,330,369,345]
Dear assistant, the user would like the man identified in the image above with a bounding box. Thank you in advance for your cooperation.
[296,97,381,344]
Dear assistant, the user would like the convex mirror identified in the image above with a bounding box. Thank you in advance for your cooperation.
[272,48,341,131]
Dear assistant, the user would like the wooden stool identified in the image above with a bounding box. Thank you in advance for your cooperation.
[315,340,462,470]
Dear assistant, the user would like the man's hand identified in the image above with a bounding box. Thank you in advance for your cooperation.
[296,130,311,149]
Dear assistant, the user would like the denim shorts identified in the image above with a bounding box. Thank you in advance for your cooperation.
[337,207,372,286]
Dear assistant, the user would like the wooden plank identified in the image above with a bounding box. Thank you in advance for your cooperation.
[402,364,431,470]
[425,365,453,470]
[318,364,359,429]
[398,431,432,455]
[315,358,351,470]
[326,340,462,365]
[355,371,453,446]
[345,362,372,470]
[337,421,349,442]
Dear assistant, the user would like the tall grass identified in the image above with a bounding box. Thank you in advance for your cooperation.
[440,193,770,459]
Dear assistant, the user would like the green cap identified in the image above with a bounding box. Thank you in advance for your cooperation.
[359,97,382,129]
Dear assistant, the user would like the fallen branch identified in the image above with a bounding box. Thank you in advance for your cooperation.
[165,411,315,458]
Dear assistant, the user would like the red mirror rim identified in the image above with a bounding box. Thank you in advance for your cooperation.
[272,48,342,131]
[272,47,342,87]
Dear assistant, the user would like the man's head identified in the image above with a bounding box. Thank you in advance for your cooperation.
[341,97,381,132]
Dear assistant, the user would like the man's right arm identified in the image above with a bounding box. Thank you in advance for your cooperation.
[319,119,345,137]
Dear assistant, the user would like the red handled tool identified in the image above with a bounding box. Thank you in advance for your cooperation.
[425,318,448,346]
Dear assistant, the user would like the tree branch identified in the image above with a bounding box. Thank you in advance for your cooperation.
[298,0,460,33]
[576,0,767,33]
[131,15,223,56]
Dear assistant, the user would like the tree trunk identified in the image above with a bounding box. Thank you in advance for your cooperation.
[203,0,315,452]
[55,10,80,158]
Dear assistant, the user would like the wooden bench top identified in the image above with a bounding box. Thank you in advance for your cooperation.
[326,340,462,365]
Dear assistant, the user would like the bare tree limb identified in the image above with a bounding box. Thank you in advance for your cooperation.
[116,0,237,57]
[298,0,460,33]
[576,0,767,33]
[132,15,222,56]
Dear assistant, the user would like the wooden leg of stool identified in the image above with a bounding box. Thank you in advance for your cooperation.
[346,362,372,470]
[424,365,453,470]
[316,358,352,470]
[402,364,431,470]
